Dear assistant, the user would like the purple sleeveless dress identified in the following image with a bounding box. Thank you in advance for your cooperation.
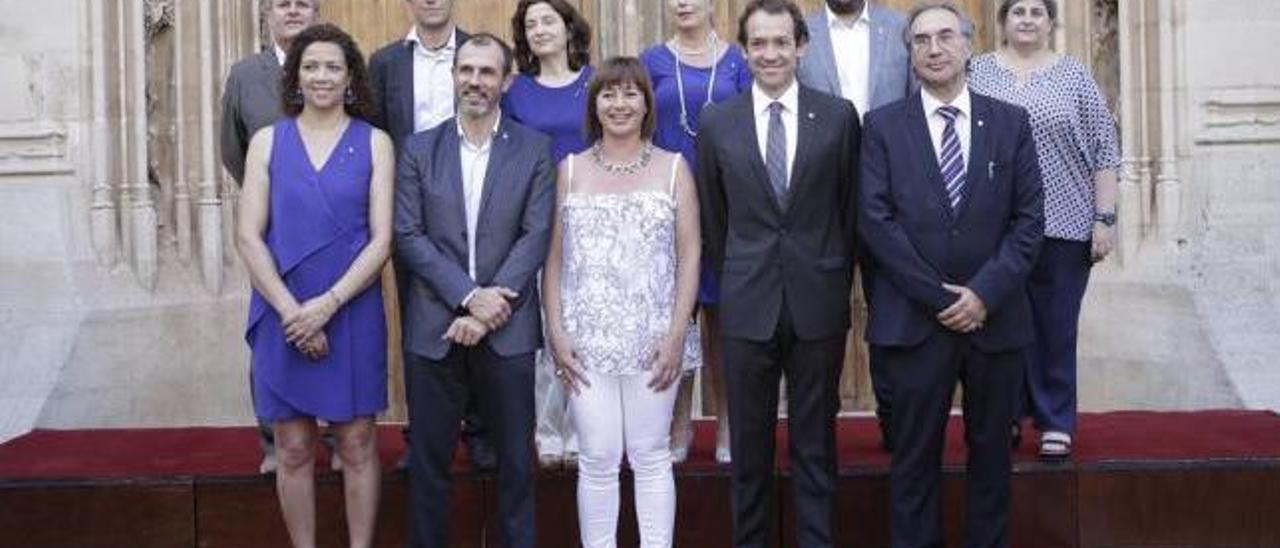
[246,118,387,423]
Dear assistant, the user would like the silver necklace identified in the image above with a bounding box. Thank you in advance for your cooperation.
[669,31,718,138]
[590,142,653,176]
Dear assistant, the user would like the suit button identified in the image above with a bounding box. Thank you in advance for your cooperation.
[950,229,960,237]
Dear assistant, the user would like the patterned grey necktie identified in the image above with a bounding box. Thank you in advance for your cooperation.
[937,105,966,209]
[766,101,789,207]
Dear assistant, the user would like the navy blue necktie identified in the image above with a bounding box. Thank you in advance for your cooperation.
[936,105,966,209]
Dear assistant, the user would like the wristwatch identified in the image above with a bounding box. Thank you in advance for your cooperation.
[1093,211,1117,227]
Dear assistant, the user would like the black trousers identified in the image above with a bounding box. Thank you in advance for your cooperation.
[723,307,845,548]
[405,345,535,548]
[885,333,1023,548]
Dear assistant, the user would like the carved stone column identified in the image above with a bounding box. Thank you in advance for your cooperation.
[1154,0,1181,236]
[1116,0,1143,261]
[196,0,224,293]
[89,0,120,267]
[129,0,159,290]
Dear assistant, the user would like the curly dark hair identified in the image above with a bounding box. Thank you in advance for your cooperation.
[511,0,591,76]
[280,23,375,120]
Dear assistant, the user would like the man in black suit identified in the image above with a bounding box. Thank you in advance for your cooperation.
[696,1,860,545]
[857,3,1044,547]
[394,34,554,548]
[367,0,496,470]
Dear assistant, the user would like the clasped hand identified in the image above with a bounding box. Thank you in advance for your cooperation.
[937,283,987,334]
[282,295,338,346]
[467,286,519,330]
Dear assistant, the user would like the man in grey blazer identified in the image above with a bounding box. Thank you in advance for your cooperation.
[218,0,320,474]
[367,0,498,471]
[394,34,554,548]
[797,0,912,450]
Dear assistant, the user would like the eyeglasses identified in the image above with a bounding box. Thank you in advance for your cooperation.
[911,30,965,51]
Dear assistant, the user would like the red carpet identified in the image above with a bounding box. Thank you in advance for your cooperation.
[2,411,1278,480]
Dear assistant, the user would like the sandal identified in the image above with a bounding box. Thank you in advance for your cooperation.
[1039,431,1072,461]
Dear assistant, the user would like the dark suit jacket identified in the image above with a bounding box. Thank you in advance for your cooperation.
[219,50,283,184]
[857,90,1044,352]
[368,29,471,151]
[393,116,555,360]
[697,85,861,342]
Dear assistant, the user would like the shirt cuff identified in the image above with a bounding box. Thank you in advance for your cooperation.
[460,288,480,312]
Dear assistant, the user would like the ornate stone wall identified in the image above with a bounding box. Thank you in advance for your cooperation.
[1,0,1275,441]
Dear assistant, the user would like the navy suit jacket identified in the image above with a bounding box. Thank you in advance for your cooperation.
[857,90,1044,352]
[393,116,555,360]
[697,85,861,342]
[368,29,471,151]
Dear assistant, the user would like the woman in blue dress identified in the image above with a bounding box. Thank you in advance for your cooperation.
[503,0,594,467]
[641,0,752,464]
[235,24,394,548]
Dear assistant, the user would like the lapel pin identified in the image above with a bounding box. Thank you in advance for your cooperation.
[807,112,815,120]
[977,119,985,128]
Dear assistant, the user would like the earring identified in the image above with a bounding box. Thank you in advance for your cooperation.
[292,88,304,106]
[344,87,355,105]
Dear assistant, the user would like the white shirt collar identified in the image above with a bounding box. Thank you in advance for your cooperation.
[456,111,503,149]
[273,43,287,66]
[921,86,972,119]
[753,80,800,117]
[406,26,457,55]
[826,3,870,29]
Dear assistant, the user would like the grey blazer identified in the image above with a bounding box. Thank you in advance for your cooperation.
[797,3,913,114]
[393,116,555,360]
[219,50,284,185]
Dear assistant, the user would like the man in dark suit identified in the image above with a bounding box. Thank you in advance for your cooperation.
[367,0,497,470]
[394,34,554,548]
[696,1,860,546]
[218,0,320,474]
[797,0,913,451]
[369,0,469,148]
[857,3,1044,547]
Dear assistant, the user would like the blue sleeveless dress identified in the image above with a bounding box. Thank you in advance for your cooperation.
[246,118,387,423]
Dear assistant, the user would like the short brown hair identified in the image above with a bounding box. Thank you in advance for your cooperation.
[281,23,375,119]
[737,0,809,48]
[584,56,657,142]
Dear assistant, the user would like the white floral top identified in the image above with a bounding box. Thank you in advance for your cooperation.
[550,153,700,376]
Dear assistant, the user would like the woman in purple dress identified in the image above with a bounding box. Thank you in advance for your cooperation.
[641,0,752,464]
[502,0,594,468]
[235,24,394,548]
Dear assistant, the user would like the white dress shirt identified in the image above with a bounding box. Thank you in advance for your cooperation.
[458,113,501,281]
[409,27,458,133]
[273,44,287,66]
[921,87,972,171]
[827,4,872,118]
[752,81,799,186]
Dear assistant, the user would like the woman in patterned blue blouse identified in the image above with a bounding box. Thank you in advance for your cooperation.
[640,0,752,465]
[970,0,1121,460]
[503,0,594,468]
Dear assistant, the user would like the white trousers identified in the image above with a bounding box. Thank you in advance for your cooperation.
[536,350,577,456]
[570,368,679,548]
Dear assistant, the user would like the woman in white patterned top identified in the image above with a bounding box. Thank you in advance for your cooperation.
[969,0,1121,460]
[541,56,701,548]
